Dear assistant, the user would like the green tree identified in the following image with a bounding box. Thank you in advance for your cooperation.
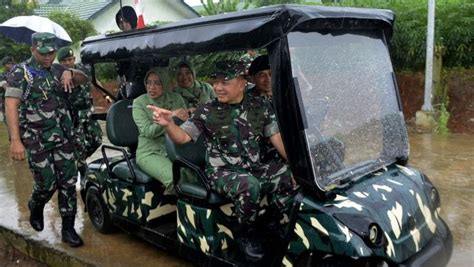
[0,1,37,62]
[253,0,304,7]
[47,11,97,48]
[200,0,250,15]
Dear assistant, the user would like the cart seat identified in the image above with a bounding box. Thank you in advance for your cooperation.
[166,135,227,205]
[104,99,154,184]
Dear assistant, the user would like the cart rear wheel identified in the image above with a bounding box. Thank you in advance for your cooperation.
[86,186,114,234]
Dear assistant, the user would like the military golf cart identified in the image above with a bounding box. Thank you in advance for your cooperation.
[80,5,452,266]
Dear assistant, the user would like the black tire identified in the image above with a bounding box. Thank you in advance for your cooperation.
[86,186,115,234]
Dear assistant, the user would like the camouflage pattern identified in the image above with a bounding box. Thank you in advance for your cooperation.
[210,60,246,81]
[282,165,446,265]
[31,32,57,54]
[28,142,78,216]
[5,56,77,216]
[68,63,102,173]
[0,70,8,122]
[209,162,294,223]
[181,95,297,223]
[177,191,295,255]
[85,157,177,224]
[177,200,236,254]
[0,57,14,123]
[245,88,283,164]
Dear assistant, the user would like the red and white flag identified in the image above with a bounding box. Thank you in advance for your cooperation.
[134,0,145,28]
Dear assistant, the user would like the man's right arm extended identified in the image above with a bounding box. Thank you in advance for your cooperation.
[147,105,192,144]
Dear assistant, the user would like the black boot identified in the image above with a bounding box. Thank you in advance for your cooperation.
[237,225,264,262]
[61,216,83,247]
[28,200,44,232]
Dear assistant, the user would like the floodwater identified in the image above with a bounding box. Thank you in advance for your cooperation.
[0,121,472,266]
[408,134,474,267]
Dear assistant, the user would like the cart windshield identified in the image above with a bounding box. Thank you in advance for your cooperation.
[288,29,409,190]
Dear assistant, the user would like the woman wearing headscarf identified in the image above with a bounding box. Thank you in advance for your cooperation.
[132,68,188,193]
[172,61,215,114]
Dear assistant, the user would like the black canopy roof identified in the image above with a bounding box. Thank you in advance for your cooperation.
[81,4,394,63]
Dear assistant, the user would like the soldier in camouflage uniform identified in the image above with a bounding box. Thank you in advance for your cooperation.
[4,33,89,247]
[0,56,15,124]
[57,47,103,178]
[148,60,298,261]
[246,55,283,164]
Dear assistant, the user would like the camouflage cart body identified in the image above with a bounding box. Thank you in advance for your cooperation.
[84,157,176,225]
[80,4,452,267]
[283,165,450,266]
[177,200,236,254]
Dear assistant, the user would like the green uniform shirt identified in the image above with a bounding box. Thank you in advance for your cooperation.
[173,80,215,109]
[132,91,186,160]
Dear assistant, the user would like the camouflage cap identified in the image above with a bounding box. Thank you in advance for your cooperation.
[210,60,246,80]
[57,46,74,61]
[31,32,57,54]
[1,56,14,65]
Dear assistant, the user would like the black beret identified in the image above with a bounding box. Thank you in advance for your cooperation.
[248,55,270,76]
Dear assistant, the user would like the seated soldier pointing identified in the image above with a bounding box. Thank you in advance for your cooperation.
[147,60,298,261]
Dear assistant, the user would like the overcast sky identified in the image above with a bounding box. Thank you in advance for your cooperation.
[184,0,201,7]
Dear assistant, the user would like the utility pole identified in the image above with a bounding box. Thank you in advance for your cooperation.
[422,0,435,112]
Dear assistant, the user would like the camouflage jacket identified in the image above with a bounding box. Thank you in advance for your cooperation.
[0,71,8,98]
[173,80,215,109]
[245,85,272,102]
[181,95,279,170]
[69,63,92,110]
[0,71,7,109]
[5,57,73,150]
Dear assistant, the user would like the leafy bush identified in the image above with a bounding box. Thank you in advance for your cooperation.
[94,62,117,83]
[47,11,97,45]
[0,1,36,62]
[310,0,473,70]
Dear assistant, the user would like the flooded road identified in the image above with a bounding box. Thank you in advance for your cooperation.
[408,134,474,267]
[0,124,190,267]
[0,122,472,266]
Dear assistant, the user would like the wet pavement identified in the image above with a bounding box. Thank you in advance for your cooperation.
[408,134,474,267]
[0,121,472,266]
[0,123,190,267]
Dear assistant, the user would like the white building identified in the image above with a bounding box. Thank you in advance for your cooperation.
[35,0,200,34]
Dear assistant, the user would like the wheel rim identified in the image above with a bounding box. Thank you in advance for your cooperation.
[89,196,104,227]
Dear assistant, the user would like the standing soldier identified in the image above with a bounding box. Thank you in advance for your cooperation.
[4,32,89,247]
[57,47,103,178]
[0,56,15,124]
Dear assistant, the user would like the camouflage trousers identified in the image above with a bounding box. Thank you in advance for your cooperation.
[27,142,78,217]
[74,109,102,172]
[208,162,296,224]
